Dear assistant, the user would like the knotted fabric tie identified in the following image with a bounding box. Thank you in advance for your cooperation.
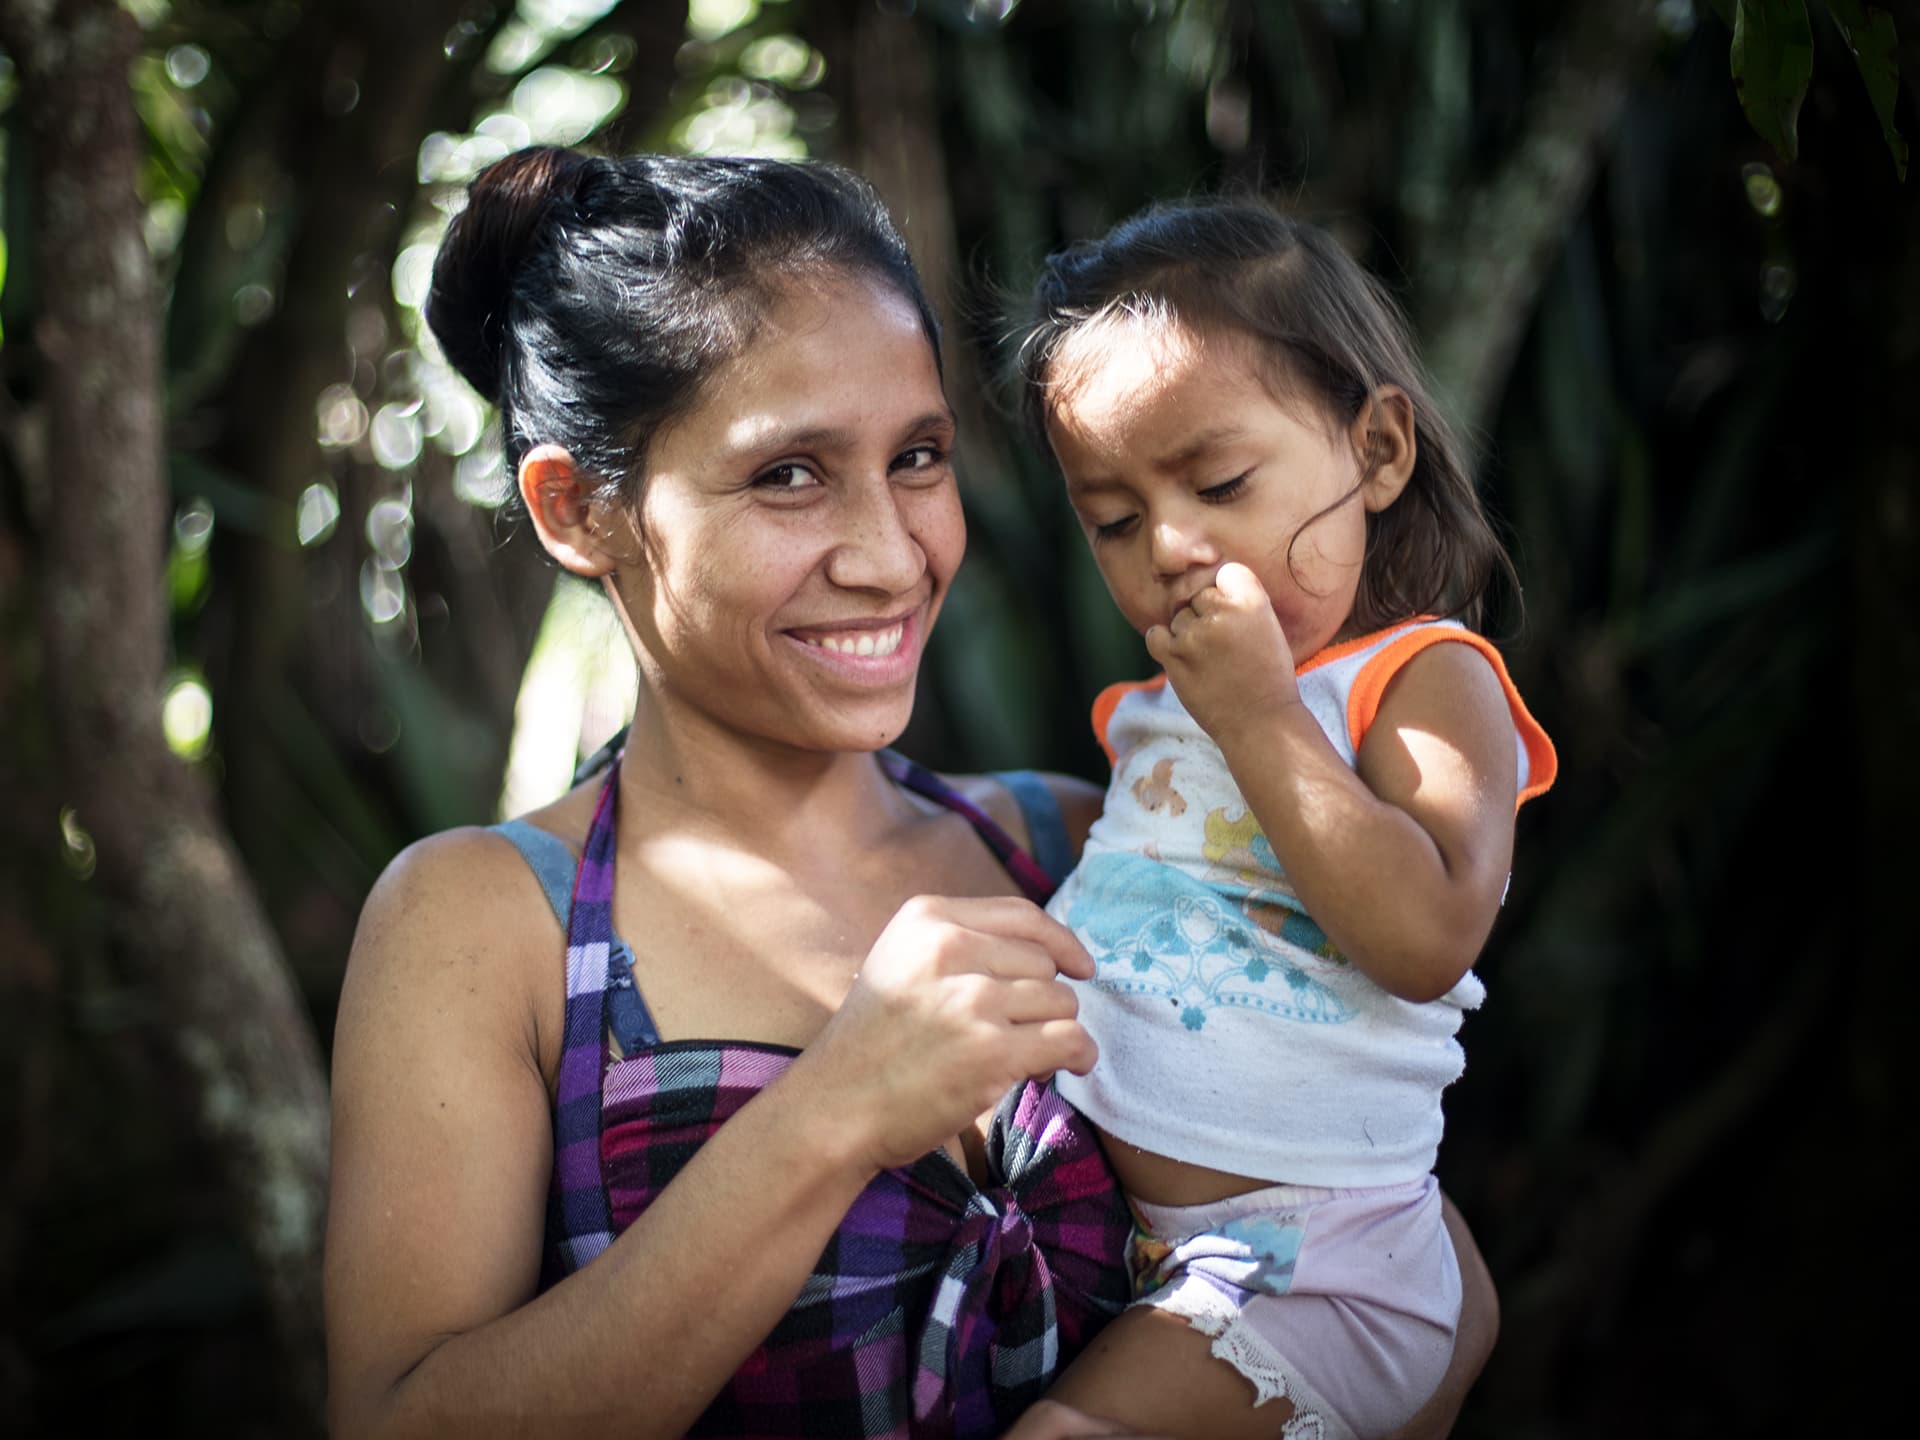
[910,1081,1131,1437]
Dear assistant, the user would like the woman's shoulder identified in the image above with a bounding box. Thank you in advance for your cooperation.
[348,827,553,993]
[343,811,583,1083]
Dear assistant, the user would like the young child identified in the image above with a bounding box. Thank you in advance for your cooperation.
[1014,203,1556,1439]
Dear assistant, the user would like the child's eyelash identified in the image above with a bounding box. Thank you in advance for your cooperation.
[1092,515,1138,541]
[1199,474,1250,502]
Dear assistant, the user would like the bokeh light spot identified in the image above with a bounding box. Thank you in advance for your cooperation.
[297,482,341,547]
[371,402,425,470]
[317,385,370,448]
[1742,163,1783,219]
[360,559,407,625]
[689,0,759,43]
[162,674,214,761]
[165,43,211,88]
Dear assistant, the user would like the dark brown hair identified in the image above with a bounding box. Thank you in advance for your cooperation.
[1013,200,1514,631]
[428,146,942,505]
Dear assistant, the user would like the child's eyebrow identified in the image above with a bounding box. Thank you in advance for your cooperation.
[1063,424,1249,498]
[1153,425,1247,470]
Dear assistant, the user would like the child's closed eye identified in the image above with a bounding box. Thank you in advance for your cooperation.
[1090,513,1139,542]
[1198,473,1250,503]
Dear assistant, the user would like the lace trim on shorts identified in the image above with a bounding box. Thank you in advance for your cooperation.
[1140,1281,1357,1440]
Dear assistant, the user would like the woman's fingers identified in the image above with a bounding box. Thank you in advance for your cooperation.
[1017,1017,1099,1079]
[1000,976,1081,1024]
[900,894,1094,981]
[820,895,1102,1170]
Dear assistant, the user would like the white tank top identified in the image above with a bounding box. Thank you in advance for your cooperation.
[1050,618,1556,1187]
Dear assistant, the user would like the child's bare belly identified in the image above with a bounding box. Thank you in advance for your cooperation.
[1097,1129,1280,1207]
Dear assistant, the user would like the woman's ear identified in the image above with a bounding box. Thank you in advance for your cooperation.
[518,444,629,576]
[1350,386,1418,514]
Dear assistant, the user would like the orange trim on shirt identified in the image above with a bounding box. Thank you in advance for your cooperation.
[1294,617,1437,677]
[1090,674,1169,767]
[1089,622,1432,766]
[1345,628,1558,810]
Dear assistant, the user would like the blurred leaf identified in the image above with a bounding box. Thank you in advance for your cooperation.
[261,685,405,873]
[375,649,509,831]
[1621,534,1831,657]
[128,54,209,191]
[167,540,210,616]
[1823,0,1908,180]
[2,108,33,337]
[931,561,1047,769]
[1731,0,1815,162]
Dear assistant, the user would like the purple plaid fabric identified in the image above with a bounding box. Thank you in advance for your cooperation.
[542,756,1131,1438]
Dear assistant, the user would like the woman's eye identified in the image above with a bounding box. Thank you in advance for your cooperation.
[754,462,820,491]
[1092,515,1139,542]
[891,444,948,477]
[1199,473,1250,503]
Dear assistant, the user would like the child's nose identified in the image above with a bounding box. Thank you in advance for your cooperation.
[1149,516,1218,578]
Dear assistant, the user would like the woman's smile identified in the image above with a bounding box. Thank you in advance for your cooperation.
[611,269,963,753]
[785,609,923,681]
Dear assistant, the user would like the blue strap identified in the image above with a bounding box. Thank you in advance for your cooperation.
[491,819,578,927]
[492,817,655,1052]
[991,770,1075,884]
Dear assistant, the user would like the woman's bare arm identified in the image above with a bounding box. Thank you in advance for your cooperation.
[324,830,882,1438]
[325,833,1098,1439]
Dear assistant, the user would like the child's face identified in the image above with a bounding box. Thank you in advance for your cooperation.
[1045,316,1401,667]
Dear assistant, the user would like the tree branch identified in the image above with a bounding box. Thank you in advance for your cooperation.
[1417,0,1665,435]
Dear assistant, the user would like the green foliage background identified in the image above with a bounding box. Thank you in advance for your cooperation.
[1,0,1915,1434]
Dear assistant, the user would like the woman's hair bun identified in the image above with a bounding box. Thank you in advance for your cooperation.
[427,146,597,399]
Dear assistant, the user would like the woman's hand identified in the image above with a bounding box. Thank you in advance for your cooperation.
[807,894,1099,1172]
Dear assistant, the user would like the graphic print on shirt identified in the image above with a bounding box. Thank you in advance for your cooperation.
[1062,852,1354,1032]
[1199,808,1342,961]
[1130,757,1188,816]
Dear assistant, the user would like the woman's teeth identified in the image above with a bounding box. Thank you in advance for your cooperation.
[807,624,904,658]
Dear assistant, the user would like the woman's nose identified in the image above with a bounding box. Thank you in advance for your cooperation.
[826,478,927,592]
[1149,514,1218,578]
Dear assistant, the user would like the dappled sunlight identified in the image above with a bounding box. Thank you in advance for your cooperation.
[498,579,637,819]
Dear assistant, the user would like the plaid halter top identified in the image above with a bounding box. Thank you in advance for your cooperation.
[495,752,1131,1438]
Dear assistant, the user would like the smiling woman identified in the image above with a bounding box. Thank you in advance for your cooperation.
[517,268,964,758]
[319,148,1497,1440]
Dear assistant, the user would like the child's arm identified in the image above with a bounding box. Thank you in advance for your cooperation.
[1146,563,1518,1003]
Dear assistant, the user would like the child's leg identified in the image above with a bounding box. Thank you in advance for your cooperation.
[1045,1302,1300,1440]
[1050,1179,1459,1439]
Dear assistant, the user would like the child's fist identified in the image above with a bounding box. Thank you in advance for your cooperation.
[1144,562,1301,743]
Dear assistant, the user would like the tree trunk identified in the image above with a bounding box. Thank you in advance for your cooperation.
[0,0,330,1426]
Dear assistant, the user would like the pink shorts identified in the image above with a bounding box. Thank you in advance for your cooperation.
[1129,1174,1460,1440]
